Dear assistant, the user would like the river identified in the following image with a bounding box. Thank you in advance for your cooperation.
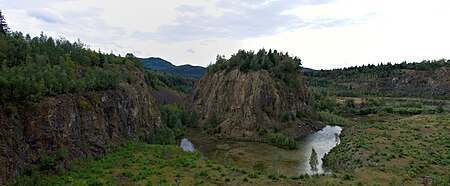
[180,125,342,175]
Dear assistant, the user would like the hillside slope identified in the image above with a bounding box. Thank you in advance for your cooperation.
[306,60,450,98]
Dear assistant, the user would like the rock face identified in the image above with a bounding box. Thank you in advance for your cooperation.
[188,69,321,141]
[0,71,161,184]
[379,67,450,97]
[316,67,450,98]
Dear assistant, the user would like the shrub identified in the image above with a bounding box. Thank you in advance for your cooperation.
[268,132,297,149]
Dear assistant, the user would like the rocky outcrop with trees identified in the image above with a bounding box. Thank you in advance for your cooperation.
[188,49,322,144]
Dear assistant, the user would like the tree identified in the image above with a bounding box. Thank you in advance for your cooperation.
[309,148,319,172]
[0,9,10,35]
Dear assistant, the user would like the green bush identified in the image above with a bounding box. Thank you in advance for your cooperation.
[206,49,304,86]
[268,132,296,150]
[149,126,176,145]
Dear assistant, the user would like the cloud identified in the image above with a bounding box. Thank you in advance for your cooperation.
[137,0,362,42]
[28,9,64,24]
[310,18,358,29]
[2,0,79,9]
[62,7,103,18]
[186,48,196,53]
[176,5,205,13]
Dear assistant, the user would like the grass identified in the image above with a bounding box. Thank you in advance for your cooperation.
[14,142,349,185]
[324,113,450,185]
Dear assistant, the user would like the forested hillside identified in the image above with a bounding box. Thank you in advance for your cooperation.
[305,60,450,99]
[0,15,163,184]
[0,30,143,103]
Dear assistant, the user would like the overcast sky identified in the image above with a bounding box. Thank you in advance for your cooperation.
[1,0,449,69]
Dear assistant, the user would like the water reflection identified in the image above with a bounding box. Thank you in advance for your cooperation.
[181,125,342,175]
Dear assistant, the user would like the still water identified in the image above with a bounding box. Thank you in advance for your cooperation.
[180,125,342,175]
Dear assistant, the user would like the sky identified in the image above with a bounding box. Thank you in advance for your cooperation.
[1,0,449,69]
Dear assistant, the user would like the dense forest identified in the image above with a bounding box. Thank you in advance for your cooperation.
[144,69,195,96]
[0,31,144,103]
[0,10,196,104]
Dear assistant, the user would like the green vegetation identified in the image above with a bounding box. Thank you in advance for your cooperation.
[305,59,450,99]
[0,30,142,103]
[206,49,304,86]
[307,62,449,185]
[306,59,450,78]
[14,142,347,185]
[3,9,448,184]
[268,132,297,150]
[144,69,195,96]
[0,10,9,35]
[203,112,219,134]
[323,114,449,185]
[310,148,319,172]
[149,104,198,145]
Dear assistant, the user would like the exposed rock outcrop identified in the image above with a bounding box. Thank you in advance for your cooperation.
[188,69,322,141]
[317,67,450,98]
[0,71,161,184]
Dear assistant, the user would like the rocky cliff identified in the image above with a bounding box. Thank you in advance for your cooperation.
[188,69,321,141]
[361,67,450,97]
[0,70,161,184]
[306,64,450,98]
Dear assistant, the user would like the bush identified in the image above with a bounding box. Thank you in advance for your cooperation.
[149,126,176,145]
[268,132,296,150]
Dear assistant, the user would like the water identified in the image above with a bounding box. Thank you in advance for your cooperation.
[180,138,195,152]
[297,125,342,174]
[180,125,342,175]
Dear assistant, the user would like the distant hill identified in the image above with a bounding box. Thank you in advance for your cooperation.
[302,67,314,71]
[141,57,313,78]
[141,57,205,78]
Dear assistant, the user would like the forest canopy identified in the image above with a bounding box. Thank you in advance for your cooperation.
[206,49,302,74]
[206,49,304,85]
[0,29,142,103]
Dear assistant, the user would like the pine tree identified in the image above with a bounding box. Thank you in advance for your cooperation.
[0,9,10,35]
[309,148,319,172]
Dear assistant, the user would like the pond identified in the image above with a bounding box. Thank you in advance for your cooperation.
[180,125,342,175]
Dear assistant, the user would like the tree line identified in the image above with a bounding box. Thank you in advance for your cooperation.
[305,59,450,79]
[0,10,142,103]
[206,49,304,85]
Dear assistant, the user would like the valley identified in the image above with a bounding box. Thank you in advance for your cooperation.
[0,13,449,185]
